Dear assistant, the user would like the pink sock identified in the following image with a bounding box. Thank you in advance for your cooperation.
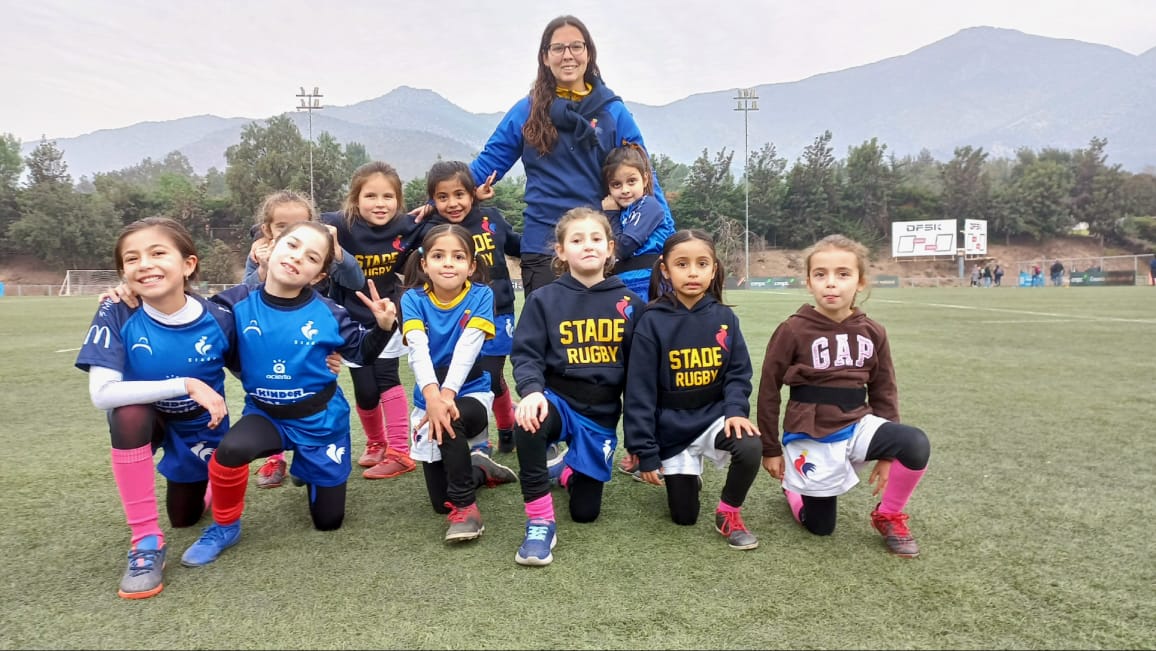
[111,445,163,546]
[381,385,410,453]
[783,488,804,523]
[493,386,515,431]
[356,405,386,445]
[266,452,285,463]
[559,466,573,489]
[879,461,926,514]
[716,499,741,514]
[524,494,555,521]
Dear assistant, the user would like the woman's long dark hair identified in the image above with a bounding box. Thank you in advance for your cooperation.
[523,15,600,154]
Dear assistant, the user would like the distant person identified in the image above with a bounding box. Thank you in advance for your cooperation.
[599,143,676,302]
[622,230,765,551]
[993,264,1004,287]
[76,217,234,599]
[1050,259,1064,286]
[1031,264,1042,287]
[1149,256,1156,286]
[970,264,980,288]
[757,234,932,558]
[467,15,674,297]
[982,264,992,288]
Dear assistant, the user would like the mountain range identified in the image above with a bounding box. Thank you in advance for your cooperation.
[22,26,1156,183]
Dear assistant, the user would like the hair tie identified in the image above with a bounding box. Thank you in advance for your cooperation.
[418,246,425,256]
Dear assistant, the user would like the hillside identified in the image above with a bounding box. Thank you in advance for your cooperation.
[0,236,1127,289]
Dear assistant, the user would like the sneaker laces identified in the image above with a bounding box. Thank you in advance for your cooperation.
[126,547,162,576]
[445,502,475,524]
[257,459,283,476]
[199,524,236,546]
[365,441,387,454]
[525,522,551,542]
[876,511,913,539]
[717,510,748,535]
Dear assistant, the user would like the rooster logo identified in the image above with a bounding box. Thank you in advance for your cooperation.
[190,442,214,463]
[392,235,406,252]
[794,450,816,477]
[300,320,318,340]
[615,296,634,320]
[194,335,212,356]
[481,216,495,235]
[458,309,472,329]
[326,443,346,464]
[714,324,730,351]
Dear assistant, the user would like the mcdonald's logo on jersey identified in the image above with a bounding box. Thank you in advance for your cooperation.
[84,325,112,349]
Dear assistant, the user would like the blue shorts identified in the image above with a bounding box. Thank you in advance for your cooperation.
[545,389,618,483]
[482,313,514,357]
[243,403,353,488]
[153,414,229,484]
[617,270,652,303]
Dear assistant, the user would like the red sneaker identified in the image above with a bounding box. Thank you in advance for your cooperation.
[444,502,484,542]
[870,504,920,558]
[362,449,416,479]
[255,457,286,488]
[357,441,387,468]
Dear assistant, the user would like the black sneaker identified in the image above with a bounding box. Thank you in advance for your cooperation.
[497,428,515,454]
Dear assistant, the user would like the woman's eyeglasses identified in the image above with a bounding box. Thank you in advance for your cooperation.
[546,41,586,56]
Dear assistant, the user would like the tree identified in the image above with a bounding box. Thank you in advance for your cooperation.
[650,153,689,194]
[225,115,307,219]
[841,138,895,246]
[10,184,121,267]
[0,133,22,190]
[403,176,426,214]
[1070,137,1127,244]
[306,132,347,212]
[197,238,239,284]
[743,143,788,247]
[25,138,71,187]
[781,131,839,248]
[1007,158,1074,238]
[671,147,737,232]
[940,146,990,224]
[488,176,527,232]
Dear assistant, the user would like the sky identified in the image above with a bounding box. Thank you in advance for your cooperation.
[3,0,1154,143]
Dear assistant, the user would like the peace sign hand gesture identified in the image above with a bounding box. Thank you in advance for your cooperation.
[355,282,397,331]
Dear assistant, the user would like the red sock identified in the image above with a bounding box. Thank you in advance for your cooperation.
[111,444,163,546]
[493,386,515,431]
[381,385,410,453]
[355,405,386,445]
[208,453,249,526]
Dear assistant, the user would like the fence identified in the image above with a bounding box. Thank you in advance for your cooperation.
[1012,253,1154,287]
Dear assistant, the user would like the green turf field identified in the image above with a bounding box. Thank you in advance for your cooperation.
[1,287,1153,649]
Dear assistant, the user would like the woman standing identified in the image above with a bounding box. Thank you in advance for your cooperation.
[469,15,674,296]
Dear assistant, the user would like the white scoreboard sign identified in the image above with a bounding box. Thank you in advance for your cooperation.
[891,219,956,257]
[963,218,988,255]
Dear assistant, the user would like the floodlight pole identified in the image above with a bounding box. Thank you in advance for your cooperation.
[295,86,324,201]
[733,88,759,287]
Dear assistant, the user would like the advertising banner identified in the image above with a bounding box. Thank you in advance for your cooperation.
[891,220,956,257]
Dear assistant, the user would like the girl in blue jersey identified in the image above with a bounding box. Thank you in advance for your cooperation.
[600,143,676,302]
[623,230,768,551]
[418,161,522,455]
[468,15,674,296]
[320,162,418,481]
[400,224,518,543]
[179,221,398,568]
[76,217,236,599]
[241,190,365,488]
[510,207,642,566]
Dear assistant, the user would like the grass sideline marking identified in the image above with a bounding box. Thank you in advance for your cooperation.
[872,297,1156,324]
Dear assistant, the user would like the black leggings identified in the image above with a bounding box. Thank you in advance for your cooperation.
[477,354,510,397]
[666,431,762,526]
[515,409,603,523]
[798,421,930,536]
[519,254,559,298]
[420,397,490,514]
[109,405,207,528]
[215,413,346,531]
[349,356,401,410]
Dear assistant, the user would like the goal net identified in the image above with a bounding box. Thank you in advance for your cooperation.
[59,270,122,296]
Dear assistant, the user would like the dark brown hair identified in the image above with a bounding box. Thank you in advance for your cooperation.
[649,229,727,306]
[524,15,600,153]
[403,223,491,289]
[114,216,199,287]
[342,161,404,229]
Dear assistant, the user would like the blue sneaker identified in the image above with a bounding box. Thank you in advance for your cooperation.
[470,440,493,457]
[118,534,166,599]
[181,521,241,567]
[515,519,557,566]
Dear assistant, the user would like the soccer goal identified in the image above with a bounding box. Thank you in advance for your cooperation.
[59,270,122,296]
